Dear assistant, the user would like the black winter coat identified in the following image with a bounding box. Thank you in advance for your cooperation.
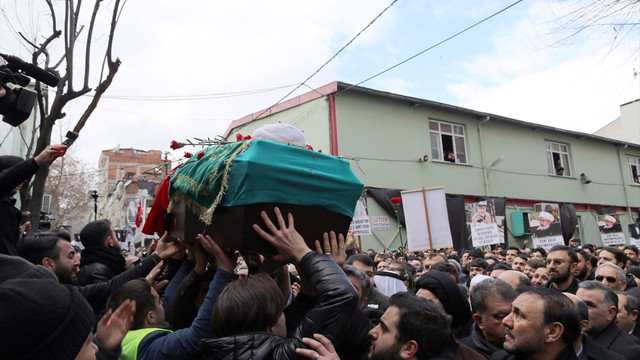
[200,252,360,360]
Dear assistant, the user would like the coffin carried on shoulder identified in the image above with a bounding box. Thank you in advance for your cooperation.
[167,139,363,254]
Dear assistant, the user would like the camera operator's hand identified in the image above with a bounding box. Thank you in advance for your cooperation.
[0,87,5,98]
[34,144,67,165]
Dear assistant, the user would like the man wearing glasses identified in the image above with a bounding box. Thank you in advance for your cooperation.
[595,263,627,291]
[545,245,580,294]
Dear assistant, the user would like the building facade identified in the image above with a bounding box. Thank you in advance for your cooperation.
[97,147,165,247]
[224,81,640,251]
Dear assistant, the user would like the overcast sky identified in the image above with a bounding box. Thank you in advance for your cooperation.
[1,0,638,167]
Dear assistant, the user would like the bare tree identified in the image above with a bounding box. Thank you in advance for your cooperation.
[3,0,126,229]
[549,0,640,58]
[44,153,97,231]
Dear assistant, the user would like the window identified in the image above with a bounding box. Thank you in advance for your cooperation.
[429,120,467,164]
[627,155,640,184]
[41,194,51,213]
[545,141,571,177]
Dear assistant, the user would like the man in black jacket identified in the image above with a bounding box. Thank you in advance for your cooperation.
[200,207,361,360]
[576,281,640,360]
[0,145,66,256]
[17,230,181,320]
[563,292,625,360]
[77,219,126,285]
[460,278,516,358]
[490,287,581,360]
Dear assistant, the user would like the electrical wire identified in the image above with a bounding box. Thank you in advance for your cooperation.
[94,83,299,101]
[337,0,525,95]
[248,0,399,123]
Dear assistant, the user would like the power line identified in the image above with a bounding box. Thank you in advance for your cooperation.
[338,0,525,95]
[92,83,299,101]
[249,0,399,123]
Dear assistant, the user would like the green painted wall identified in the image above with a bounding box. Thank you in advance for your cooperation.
[227,90,640,251]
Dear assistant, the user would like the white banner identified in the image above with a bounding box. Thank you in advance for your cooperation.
[401,187,453,251]
[350,194,371,235]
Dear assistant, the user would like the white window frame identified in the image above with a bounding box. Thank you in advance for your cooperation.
[429,119,468,164]
[545,141,572,177]
[42,194,51,213]
[627,155,640,184]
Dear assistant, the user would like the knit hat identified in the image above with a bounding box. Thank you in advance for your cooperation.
[0,254,57,284]
[0,279,94,359]
[415,271,471,330]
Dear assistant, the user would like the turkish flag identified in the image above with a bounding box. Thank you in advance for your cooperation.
[135,199,143,227]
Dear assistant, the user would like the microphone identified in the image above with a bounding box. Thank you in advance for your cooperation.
[1,53,59,87]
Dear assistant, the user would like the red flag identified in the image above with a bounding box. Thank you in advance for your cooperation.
[135,199,143,227]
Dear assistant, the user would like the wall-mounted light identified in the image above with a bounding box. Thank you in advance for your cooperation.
[418,155,429,162]
[580,173,592,184]
[489,155,505,168]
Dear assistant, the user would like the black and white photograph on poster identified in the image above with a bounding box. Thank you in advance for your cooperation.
[465,198,506,248]
[629,218,640,247]
[529,205,564,249]
[468,201,502,247]
[599,214,626,246]
[350,191,371,236]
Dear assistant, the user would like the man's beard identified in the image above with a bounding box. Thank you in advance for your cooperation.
[55,267,76,285]
[369,341,404,360]
[503,327,543,358]
[549,268,570,284]
[576,265,588,280]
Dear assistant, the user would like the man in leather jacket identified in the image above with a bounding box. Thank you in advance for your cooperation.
[77,219,127,285]
[18,230,182,321]
[200,207,360,360]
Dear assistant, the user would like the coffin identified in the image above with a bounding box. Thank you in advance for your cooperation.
[166,139,363,254]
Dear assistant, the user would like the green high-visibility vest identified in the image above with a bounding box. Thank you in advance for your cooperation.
[119,328,171,360]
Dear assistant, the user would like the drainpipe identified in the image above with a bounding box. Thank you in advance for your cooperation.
[616,145,633,222]
[478,116,491,196]
[328,95,339,156]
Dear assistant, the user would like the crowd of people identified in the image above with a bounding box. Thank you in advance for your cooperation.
[2,137,640,359]
[3,202,640,359]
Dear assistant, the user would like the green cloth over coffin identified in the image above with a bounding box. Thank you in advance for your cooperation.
[168,139,364,225]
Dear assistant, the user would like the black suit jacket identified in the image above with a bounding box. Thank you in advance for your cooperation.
[580,335,625,360]
[591,322,640,360]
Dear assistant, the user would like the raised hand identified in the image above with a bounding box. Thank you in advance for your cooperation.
[198,234,235,273]
[314,231,346,268]
[252,207,311,264]
[96,299,136,350]
[296,333,341,360]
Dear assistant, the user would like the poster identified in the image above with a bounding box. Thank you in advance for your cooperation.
[599,214,626,246]
[372,216,390,230]
[400,187,453,251]
[528,204,564,249]
[468,200,502,247]
[350,192,371,235]
[629,221,640,247]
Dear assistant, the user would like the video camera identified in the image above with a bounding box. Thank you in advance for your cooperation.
[0,53,59,127]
